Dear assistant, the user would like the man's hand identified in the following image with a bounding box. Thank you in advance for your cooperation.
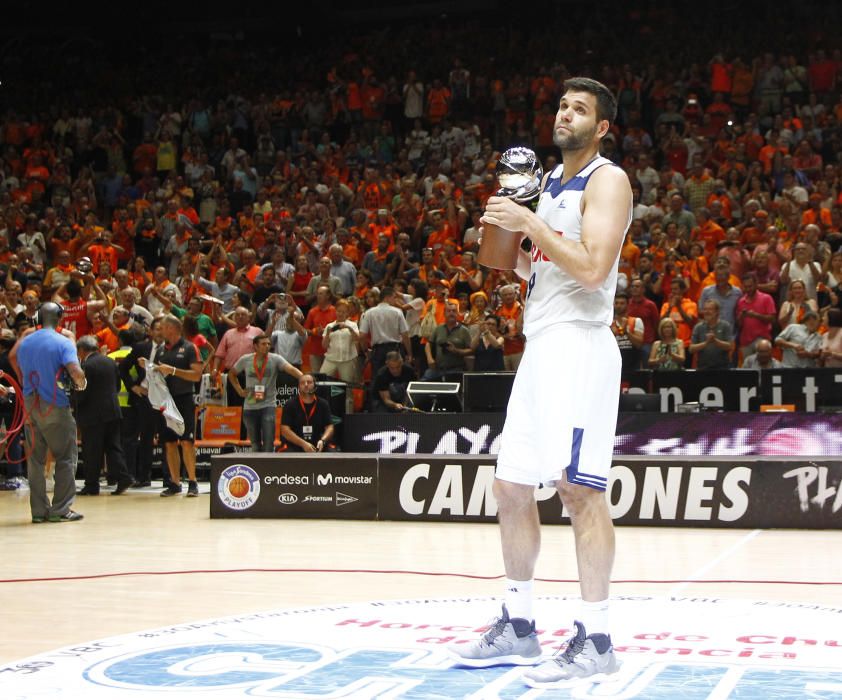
[302,442,317,453]
[131,385,148,397]
[480,197,533,234]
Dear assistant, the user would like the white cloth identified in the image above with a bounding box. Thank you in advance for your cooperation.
[146,362,185,435]
[496,323,620,490]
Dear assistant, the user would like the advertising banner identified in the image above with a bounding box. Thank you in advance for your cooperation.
[378,455,842,529]
[210,453,377,520]
[344,412,842,457]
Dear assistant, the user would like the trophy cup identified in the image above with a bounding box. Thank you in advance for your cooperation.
[477,147,543,270]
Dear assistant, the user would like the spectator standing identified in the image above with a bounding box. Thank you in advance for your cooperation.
[213,307,263,407]
[699,258,742,332]
[736,273,777,362]
[229,334,302,452]
[497,284,526,371]
[611,292,644,370]
[775,311,823,368]
[627,278,660,366]
[649,318,686,370]
[302,286,337,373]
[321,299,361,383]
[359,286,412,377]
[780,242,821,300]
[778,279,819,329]
[328,244,358,297]
[689,299,735,369]
[470,315,505,371]
[305,256,343,304]
[424,300,471,379]
[659,278,698,353]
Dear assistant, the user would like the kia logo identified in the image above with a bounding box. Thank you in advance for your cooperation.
[278,493,298,505]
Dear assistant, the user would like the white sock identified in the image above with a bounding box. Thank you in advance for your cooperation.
[578,599,610,637]
[504,578,534,621]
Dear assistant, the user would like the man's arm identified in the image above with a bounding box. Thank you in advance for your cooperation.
[482,166,631,291]
[157,358,203,383]
[227,365,247,398]
[65,361,87,390]
[280,423,316,452]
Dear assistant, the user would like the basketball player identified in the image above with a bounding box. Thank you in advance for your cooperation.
[449,77,632,688]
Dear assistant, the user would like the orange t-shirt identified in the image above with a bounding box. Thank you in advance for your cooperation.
[691,221,726,258]
[303,305,337,358]
[659,298,698,347]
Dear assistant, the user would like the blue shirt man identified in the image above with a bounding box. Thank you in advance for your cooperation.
[19,328,79,408]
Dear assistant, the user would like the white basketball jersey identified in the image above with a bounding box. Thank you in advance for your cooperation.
[523,156,632,338]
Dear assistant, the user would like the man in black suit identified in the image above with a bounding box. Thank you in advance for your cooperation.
[75,335,134,495]
[119,319,169,488]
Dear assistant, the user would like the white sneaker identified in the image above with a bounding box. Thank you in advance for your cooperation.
[524,620,620,688]
[448,604,541,668]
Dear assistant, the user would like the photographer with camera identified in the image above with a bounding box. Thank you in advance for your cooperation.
[269,294,307,370]
[320,298,360,383]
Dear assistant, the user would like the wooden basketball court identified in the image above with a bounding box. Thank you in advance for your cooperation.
[2,485,840,667]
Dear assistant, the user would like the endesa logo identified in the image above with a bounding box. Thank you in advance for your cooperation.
[278,493,298,505]
[217,465,261,511]
[265,474,310,486]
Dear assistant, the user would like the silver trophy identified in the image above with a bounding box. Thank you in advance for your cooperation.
[478,147,543,270]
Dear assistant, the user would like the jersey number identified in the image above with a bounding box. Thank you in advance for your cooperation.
[527,272,537,300]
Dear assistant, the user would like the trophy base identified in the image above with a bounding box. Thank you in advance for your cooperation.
[477,222,522,270]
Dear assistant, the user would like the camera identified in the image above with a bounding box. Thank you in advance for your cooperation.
[76,257,93,274]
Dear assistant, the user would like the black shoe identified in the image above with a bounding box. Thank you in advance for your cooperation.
[112,480,134,495]
[77,487,100,496]
[132,481,152,488]
[160,483,182,497]
[48,510,84,522]
[31,515,47,523]
[186,481,199,497]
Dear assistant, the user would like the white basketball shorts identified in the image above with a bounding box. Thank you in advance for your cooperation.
[496,322,620,491]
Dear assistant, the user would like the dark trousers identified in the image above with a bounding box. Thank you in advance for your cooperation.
[119,406,138,482]
[80,418,131,492]
[134,398,169,485]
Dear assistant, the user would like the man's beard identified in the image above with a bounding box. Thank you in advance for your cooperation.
[553,123,597,151]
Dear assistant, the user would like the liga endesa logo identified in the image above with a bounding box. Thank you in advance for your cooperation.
[217,464,261,511]
[2,597,835,699]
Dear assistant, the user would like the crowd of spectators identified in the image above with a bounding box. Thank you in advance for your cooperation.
[2,8,842,483]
